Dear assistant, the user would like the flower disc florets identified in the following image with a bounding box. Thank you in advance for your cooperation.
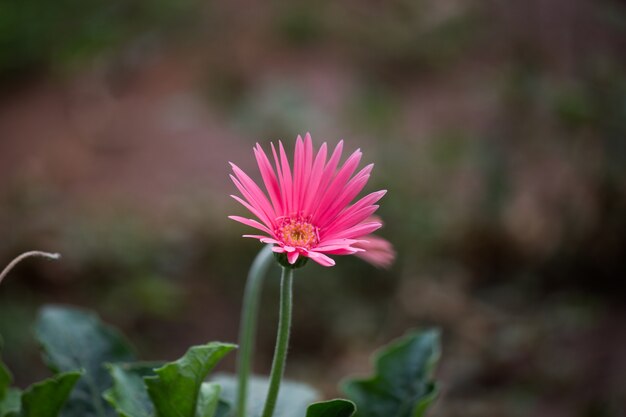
[275,216,319,250]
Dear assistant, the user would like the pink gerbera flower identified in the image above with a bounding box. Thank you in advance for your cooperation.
[229,133,387,267]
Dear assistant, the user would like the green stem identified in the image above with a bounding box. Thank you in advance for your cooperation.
[236,245,274,417]
[261,266,293,417]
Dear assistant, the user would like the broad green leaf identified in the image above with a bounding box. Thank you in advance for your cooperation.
[0,389,20,417]
[20,370,83,417]
[103,363,159,417]
[212,373,319,417]
[306,399,356,417]
[144,342,235,417]
[342,329,440,417]
[35,305,136,417]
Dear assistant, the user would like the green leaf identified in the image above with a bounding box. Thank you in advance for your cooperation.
[35,305,136,417]
[306,399,356,417]
[20,370,83,417]
[342,329,440,417]
[0,389,20,417]
[212,373,319,417]
[103,363,159,417]
[144,342,236,417]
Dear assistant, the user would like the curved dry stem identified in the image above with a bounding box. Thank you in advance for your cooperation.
[0,251,61,286]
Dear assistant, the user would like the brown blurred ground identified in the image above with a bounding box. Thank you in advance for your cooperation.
[1,1,625,416]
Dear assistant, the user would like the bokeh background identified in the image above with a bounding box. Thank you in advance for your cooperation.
[1,1,625,416]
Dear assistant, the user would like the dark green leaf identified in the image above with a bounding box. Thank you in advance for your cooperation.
[103,363,160,417]
[306,399,356,417]
[212,373,319,417]
[0,389,20,417]
[35,305,136,417]
[144,342,235,417]
[20,370,83,417]
[342,329,440,417]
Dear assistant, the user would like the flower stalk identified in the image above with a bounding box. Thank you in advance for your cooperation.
[261,266,293,417]
[236,245,274,417]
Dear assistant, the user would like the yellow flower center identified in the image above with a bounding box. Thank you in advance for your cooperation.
[276,217,319,249]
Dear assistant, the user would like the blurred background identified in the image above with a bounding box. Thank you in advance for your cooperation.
[1,0,625,416]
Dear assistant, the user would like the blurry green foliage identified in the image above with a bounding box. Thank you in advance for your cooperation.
[143,343,235,417]
[36,306,136,417]
[1,306,440,417]
[305,399,355,417]
[0,0,199,78]
[333,0,484,74]
[56,214,182,288]
[18,370,83,417]
[231,81,327,141]
[342,330,440,417]
[552,83,596,128]
[347,82,401,133]
[271,2,329,47]
[103,276,183,319]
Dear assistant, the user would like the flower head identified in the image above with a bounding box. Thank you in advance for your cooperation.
[229,133,387,267]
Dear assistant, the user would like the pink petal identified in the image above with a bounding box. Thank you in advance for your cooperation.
[317,164,373,227]
[354,235,396,268]
[316,238,362,246]
[307,141,344,217]
[312,148,362,223]
[254,144,283,214]
[243,235,281,244]
[293,135,305,212]
[278,141,294,214]
[229,215,273,235]
[325,221,382,240]
[271,142,288,215]
[301,133,314,209]
[287,251,299,264]
[314,244,362,254]
[316,247,363,255]
[230,189,273,228]
[322,190,387,237]
[260,237,281,244]
[306,251,336,267]
[314,237,366,255]
[322,204,379,238]
[229,166,276,225]
[302,142,328,214]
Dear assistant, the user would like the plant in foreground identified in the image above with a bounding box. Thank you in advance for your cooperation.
[229,134,392,417]
[0,134,440,417]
